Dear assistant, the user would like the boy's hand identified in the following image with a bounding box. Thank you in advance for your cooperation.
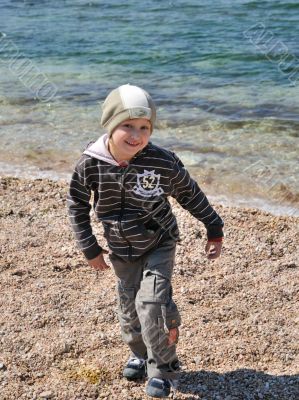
[205,240,222,260]
[87,250,110,271]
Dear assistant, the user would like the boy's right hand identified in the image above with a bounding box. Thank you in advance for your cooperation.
[87,250,110,271]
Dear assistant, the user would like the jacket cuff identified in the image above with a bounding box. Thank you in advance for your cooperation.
[208,236,223,242]
[83,244,103,260]
[206,225,224,240]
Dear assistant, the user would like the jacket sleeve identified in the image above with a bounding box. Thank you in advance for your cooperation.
[169,154,224,240]
[67,156,103,259]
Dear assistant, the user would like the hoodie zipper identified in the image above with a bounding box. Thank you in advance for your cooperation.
[117,149,149,262]
[118,165,133,262]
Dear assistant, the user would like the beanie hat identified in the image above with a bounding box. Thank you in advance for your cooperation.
[100,84,156,135]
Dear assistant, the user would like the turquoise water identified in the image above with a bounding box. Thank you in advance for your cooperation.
[0,0,298,215]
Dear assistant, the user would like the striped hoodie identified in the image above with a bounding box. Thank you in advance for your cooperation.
[67,134,224,262]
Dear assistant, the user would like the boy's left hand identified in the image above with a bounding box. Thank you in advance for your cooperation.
[205,240,222,260]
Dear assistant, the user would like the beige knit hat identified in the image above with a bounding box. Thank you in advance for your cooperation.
[100,84,156,135]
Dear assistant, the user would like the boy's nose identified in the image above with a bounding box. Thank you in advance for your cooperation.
[131,129,140,138]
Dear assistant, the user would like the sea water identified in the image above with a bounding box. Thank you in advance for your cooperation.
[0,0,298,215]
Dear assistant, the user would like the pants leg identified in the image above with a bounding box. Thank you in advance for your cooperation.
[109,253,147,359]
[135,240,181,380]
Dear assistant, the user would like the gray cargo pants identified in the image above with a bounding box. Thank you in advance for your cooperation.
[109,239,181,380]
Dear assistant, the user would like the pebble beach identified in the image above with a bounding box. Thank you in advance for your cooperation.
[0,176,298,399]
[1,1,299,398]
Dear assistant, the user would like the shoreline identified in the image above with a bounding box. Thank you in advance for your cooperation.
[1,176,298,399]
[1,165,298,217]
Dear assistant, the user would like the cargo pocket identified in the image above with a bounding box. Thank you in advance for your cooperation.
[138,271,170,303]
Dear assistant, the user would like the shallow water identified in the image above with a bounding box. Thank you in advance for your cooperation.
[0,0,298,215]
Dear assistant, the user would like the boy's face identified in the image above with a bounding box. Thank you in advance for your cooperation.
[109,118,152,161]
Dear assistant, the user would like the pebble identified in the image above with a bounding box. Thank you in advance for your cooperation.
[39,391,53,399]
[63,342,72,353]
[0,362,7,371]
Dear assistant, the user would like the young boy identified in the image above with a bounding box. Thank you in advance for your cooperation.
[67,84,223,398]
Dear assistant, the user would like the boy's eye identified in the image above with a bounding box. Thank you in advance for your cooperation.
[123,124,132,128]
[141,125,150,130]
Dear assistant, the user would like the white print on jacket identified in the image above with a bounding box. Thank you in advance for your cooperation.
[133,170,164,197]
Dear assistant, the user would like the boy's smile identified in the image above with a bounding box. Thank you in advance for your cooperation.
[108,118,152,163]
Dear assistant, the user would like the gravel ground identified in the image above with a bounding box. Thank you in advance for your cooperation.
[0,176,298,400]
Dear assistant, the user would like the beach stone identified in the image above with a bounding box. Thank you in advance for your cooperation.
[193,356,201,364]
[39,391,53,399]
[63,342,72,353]
[0,363,7,371]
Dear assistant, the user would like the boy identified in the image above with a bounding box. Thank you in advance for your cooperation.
[67,84,223,398]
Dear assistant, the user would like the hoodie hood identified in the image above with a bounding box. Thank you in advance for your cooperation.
[83,134,119,166]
